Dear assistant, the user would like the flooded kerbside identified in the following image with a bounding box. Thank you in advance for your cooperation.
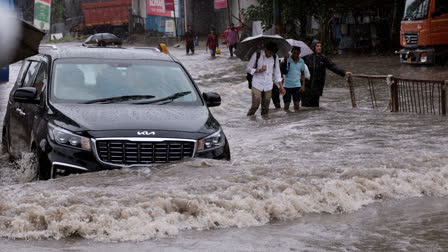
[1,43,448,251]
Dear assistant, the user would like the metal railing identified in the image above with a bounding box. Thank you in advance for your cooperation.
[347,74,447,115]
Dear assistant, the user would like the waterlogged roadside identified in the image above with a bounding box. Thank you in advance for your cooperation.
[1,45,448,250]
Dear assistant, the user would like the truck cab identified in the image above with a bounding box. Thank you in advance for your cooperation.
[398,0,448,64]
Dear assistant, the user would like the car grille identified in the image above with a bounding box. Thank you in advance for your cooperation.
[95,140,195,165]
[404,33,418,46]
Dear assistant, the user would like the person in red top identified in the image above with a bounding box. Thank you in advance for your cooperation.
[206,29,219,57]
[225,23,240,57]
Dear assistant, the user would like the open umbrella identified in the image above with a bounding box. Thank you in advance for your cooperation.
[235,34,291,61]
[82,33,122,47]
[286,39,313,57]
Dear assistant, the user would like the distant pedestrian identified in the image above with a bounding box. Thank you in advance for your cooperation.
[226,23,239,57]
[206,29,219,57]
[246,42,284,116]
[183,25,195,55]
[302,40,351,107]
[282,46,306,112]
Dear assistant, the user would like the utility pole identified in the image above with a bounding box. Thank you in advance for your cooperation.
[227,0,231,25]
[184,0,187,32]
[273,0,281,34]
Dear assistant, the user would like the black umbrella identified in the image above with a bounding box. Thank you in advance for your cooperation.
[235,34,291,61]
[0,18,45,68]
[82,33,122,47]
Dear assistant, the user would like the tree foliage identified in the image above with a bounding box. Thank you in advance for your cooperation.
[241,0,344,50]
[242,0,404,53]
[51,0,65,25]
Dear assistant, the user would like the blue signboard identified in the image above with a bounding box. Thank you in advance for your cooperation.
[0,0,14,9]
[146,0,182,36]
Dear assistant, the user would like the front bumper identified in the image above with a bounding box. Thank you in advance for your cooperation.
[398,48,435,65]
[44,135,230,178]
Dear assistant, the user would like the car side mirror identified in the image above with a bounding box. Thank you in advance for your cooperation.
[202,92,221,107]
[13,87,40,104]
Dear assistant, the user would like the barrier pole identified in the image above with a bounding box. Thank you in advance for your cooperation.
[442,81,447,116]
[347,75,357,108]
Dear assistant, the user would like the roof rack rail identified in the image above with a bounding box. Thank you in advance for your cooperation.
[39,45,58,50]
[131,47,161,52]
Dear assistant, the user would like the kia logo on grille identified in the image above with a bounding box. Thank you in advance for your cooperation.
[137,131,155,136]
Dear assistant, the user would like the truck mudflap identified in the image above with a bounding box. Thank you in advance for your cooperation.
[398,48,436,64]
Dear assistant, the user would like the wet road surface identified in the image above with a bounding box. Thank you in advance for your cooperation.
[1,43,448,251]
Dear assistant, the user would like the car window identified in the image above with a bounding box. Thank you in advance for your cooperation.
[22,61,41,87]
[16,61,31,87]
[51,59,201,105]
[33,62,47,96]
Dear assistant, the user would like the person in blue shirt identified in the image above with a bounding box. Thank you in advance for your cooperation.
[282,46,306,111]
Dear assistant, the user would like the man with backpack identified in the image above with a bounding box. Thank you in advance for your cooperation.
[246,42,284,116]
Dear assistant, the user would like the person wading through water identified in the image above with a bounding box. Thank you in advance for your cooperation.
[302,40,351,107]
[183,25,195,55]
[246,42,285,116]
[281,46,306,112]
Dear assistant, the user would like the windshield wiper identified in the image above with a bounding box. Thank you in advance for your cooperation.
[134,91,192,105]
[82,95,156,104]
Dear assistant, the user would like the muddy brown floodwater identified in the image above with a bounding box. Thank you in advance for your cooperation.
[1,43,448,251]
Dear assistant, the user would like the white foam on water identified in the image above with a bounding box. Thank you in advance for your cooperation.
[1,47,448,244]
[1,157,448,241]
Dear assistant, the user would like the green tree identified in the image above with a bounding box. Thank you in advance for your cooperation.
[241,0,342,52]
[51,0,65,25]
[242,0,406,54]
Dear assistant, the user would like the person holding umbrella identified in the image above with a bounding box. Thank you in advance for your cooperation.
[246,42,284,116]
[273,39,312,109]
[302,40,351,107]
[281,46,306,112]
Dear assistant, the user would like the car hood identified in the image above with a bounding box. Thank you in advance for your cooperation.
[50,103,219,135]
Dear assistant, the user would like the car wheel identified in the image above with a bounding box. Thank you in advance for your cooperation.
[2,126,8,154]
[32,147,52,180]
[224,140,231,161]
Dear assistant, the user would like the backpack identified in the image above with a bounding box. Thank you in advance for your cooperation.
[246,52,276,89]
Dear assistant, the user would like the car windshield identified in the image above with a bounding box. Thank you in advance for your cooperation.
[403,0,430,20]
[50,59,201,105]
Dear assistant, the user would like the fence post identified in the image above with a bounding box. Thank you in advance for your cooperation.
[347,75,357,108]
[442,81,447,115]
[388,76,399,112]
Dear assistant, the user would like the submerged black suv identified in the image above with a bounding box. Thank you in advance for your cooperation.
[2,45,230,179]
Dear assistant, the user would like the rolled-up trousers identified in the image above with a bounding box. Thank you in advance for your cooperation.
[247,87,272,116]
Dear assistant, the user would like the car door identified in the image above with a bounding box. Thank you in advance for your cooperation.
[8,60,41,156]
[21,57,49,150]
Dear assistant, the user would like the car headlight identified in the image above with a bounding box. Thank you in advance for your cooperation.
[197,129,225,152]
[48,123,91,150]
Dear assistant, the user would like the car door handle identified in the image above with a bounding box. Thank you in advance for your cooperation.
[15,108,26,116]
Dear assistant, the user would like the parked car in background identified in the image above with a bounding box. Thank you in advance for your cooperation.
[82,33,122,47]
[2,45,230,180]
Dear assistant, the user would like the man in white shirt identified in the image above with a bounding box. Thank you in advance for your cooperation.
[246,42,284,116]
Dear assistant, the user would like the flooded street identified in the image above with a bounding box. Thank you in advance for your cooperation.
[1,43,448,251]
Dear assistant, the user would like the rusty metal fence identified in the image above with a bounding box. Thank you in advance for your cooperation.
[347,74,447,115]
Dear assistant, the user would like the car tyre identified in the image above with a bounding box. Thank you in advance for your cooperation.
[32,148,52,180]
[2,126,8,154]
